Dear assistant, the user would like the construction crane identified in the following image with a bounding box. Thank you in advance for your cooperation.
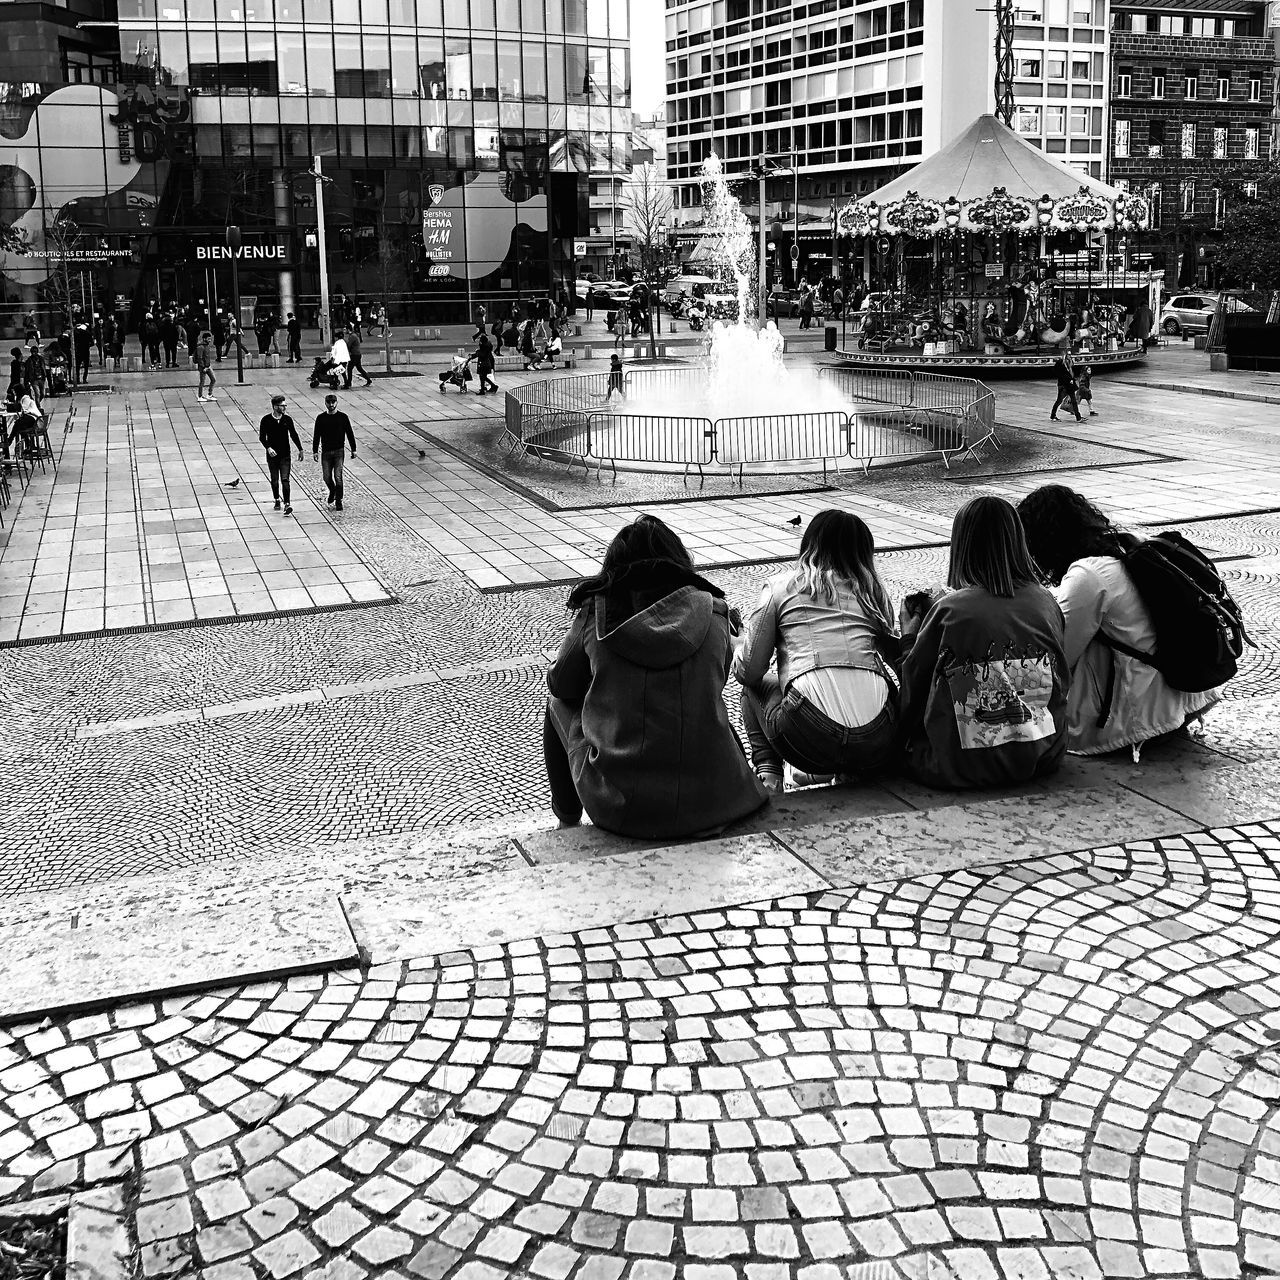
[993,0,1015,126]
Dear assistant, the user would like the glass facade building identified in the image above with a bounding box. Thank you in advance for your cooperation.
[0,0,632,331]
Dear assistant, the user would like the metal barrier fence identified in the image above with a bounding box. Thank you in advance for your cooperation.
[502,365,997,482]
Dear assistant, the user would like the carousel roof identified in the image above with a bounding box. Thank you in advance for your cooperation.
[838,114,1148,236]
[867,114,1121,206]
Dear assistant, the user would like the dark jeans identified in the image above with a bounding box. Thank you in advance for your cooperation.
[543,705,582,824]
[1051,385,1082,420]
[345,354,370,386]
[163,342,178,368]
[288,336,302,363]
[740,674,898,779]
[321,449,345,502]
[266,452,292,504]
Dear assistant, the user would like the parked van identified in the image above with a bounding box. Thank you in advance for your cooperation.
[662,275,717,316]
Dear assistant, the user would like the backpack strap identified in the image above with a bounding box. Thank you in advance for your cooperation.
[1094,634,1158,728]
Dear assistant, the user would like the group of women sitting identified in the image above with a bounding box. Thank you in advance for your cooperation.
[542,489,1218,840]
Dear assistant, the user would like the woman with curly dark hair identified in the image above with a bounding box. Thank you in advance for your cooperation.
[1017,485,1218,755]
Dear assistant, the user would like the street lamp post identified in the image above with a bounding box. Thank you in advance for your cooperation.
[311,155,333,348]
[226,224,245,385]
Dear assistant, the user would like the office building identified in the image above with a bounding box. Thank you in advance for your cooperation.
[0,0,633,331]
[1106,0,1276,284]
[1010,0,1111,180]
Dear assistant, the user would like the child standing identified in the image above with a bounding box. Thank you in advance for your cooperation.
[606,352,625,402]
[1076,364,1097,416]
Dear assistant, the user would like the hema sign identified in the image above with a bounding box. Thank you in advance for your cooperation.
[195,245,287,261]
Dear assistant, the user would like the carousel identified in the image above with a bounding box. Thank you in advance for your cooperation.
[834,114,1154,373]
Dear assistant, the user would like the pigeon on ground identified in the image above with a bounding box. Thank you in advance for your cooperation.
[418,449,427,459]
[787,515,802,527]
[225,477,242,489]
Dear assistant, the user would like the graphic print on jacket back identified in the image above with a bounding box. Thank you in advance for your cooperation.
[944,651,1057,750]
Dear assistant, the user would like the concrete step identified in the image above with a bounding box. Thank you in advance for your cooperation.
[4,694,1276,1024]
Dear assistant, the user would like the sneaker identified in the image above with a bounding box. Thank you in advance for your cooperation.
[363,379,373,387]
[335,500,343,511]
[791,770,836,788]
[196,395,205,402]
[273,499,281,510]
[283,504,292,515]
[205,395,217,402]
[757,772,784,794]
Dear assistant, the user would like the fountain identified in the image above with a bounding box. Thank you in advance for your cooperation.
[502,156,998,479]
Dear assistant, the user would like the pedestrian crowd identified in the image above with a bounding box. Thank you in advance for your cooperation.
[542,496,1246,839]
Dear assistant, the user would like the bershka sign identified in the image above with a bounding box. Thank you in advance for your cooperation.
[196,244,287,262]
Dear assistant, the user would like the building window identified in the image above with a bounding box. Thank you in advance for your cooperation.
[1180,179,1195,216]
[1185,74,1198,99]
[1114,118,1130,158]
[1148,120,1164,157]
[1072,2,1093,21]
[1016,105,1042,134]
[1116,70,1132,97]
[1213,126,1228,159]
[1151,71,1165,99]
[1181,122,1196,158]
[1217,76,1230,101]
[1070,106,1090,135]
[1248,78,1261,102]
[1243,181,1258,200]
[1147,182,1162,228]
[1245,126,1259,159]
[1071,57,1091,81]
[1046,52,1067,80]
[1016,51,1043,78]
[1213,188,1224,228]
[1045,105,1067,135]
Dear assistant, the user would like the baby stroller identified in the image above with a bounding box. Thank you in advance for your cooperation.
[308,356,344,390]
[438,354,473,393]
[45,354,71,397]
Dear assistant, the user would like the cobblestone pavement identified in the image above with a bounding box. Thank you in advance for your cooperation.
[3,356,1280,896]
[2,822,1280,1278]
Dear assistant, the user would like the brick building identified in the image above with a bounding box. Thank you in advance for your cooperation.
[1108,0,1277,286]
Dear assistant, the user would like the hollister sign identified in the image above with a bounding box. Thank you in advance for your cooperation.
[195,244,288,262]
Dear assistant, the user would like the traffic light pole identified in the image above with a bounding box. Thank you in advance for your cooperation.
[227,224,244,385]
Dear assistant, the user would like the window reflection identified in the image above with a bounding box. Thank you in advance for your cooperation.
[498,40,522,99]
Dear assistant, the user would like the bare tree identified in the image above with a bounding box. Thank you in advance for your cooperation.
[39,216,90,330]
[622,163,674,279]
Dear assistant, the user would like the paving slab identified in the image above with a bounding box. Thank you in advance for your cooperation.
[0,887,357,1026]
[343,833,827,961]
[772,784,1194,890]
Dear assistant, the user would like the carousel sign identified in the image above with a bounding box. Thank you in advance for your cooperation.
[1052,185,1110,232]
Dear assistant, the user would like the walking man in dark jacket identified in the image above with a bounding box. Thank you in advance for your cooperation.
[312,393,356,511]
[344,327,373,388]
[474,331,498,394]
[286,312,302,363]
[72,321,92,384]
[259,394,303,515]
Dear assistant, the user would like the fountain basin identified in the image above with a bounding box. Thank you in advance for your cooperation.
[502,363,999,482]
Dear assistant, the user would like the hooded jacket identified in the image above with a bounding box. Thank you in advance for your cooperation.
[898,584,1069,789]
[547,563,767,840]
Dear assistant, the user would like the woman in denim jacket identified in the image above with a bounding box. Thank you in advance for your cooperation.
[734,510,900,791]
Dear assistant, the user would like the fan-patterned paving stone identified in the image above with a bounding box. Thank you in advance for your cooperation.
[2,825,1280,1277]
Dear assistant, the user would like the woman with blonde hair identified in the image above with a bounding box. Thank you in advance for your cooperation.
[734,509,900,791]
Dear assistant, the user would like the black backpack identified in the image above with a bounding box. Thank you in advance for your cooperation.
[1104,530,1250,694]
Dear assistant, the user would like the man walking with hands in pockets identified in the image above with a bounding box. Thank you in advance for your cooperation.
[259,394,303,515]
[312,392,357,511]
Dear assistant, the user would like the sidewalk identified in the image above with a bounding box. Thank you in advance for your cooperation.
[3,692,1280,1279]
